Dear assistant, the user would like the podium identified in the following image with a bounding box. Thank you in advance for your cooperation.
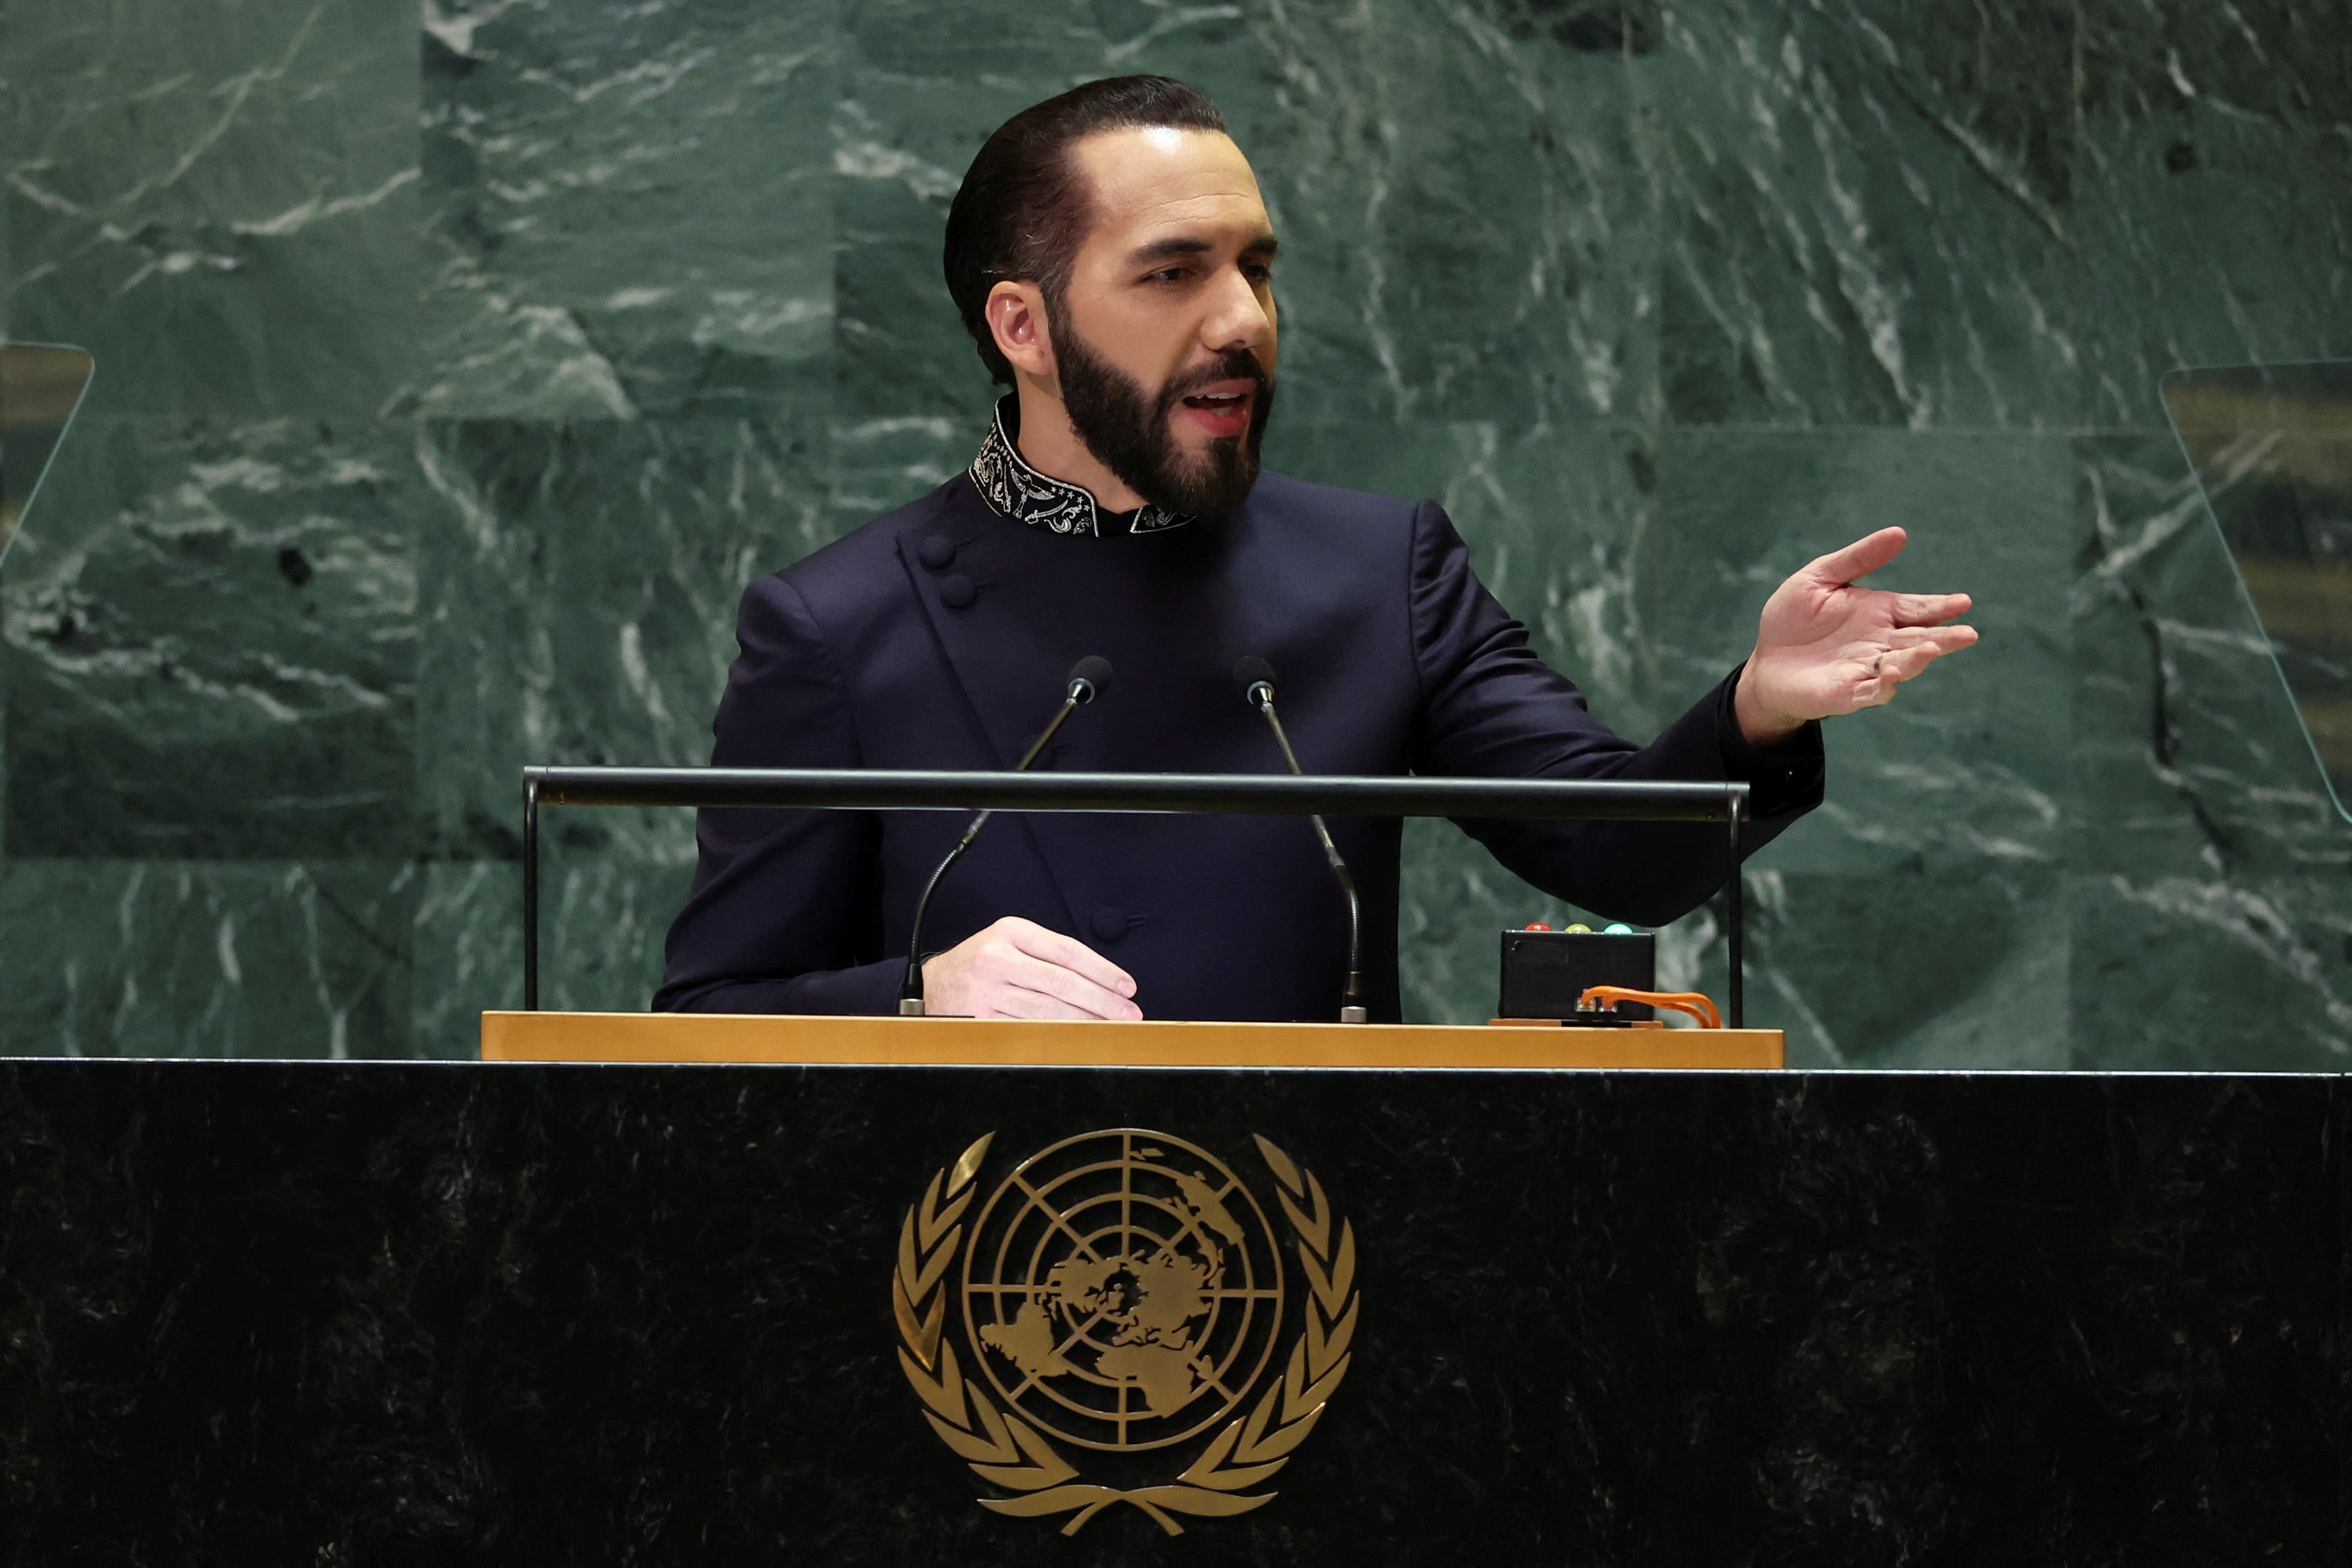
[479,1010,1786,1069]
[2,1050,2332,1561]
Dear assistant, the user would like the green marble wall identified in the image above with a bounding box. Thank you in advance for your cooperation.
[3,0,2347,1063]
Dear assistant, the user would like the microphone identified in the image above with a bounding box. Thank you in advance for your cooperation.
[900,657,1112,1015]
[1233,656,1368,1024]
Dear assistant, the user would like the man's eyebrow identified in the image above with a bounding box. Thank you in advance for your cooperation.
[1127,237,1215,266]
[1125,232,1281,266]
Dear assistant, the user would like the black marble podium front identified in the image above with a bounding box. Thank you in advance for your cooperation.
[1,1062,2339,1563]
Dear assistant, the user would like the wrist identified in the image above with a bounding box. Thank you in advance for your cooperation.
[1734,657,1805,747]
[918,950,960,1014]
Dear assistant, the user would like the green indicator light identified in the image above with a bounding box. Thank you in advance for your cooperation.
[1602,923,1636,935]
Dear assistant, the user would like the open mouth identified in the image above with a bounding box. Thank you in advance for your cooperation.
[1176,380,1256,437]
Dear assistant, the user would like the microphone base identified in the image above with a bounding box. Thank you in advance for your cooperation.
[1340,1005,1369,1025]
[898,998,927,1017]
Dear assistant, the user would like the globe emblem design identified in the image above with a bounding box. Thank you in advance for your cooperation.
[962,1129,1286,1452]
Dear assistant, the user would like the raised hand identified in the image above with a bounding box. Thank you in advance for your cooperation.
[1733,526,1977,745]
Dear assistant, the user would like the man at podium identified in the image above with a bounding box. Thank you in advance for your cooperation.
[655,76,1975,1025]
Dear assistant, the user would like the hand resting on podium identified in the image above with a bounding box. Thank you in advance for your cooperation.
[921,916,1143,1021]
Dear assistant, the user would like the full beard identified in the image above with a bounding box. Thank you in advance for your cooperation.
[1051,318,1275,516]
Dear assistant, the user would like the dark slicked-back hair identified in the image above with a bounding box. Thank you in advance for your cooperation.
[944,76,1228,385]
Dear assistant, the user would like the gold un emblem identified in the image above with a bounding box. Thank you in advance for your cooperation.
[891,1129,1359,1536]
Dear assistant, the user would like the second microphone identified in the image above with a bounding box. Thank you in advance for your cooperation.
[899,656,1112,1016]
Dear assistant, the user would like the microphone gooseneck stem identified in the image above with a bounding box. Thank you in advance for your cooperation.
[1250,691,1367,1024]
[900,691,1085,1014]
[1011,695,1084,774]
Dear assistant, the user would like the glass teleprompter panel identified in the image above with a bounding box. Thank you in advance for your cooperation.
[0,343,96,568]
[2161,360,2352,822]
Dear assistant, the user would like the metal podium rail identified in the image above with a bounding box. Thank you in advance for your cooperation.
[519,767,1754,1023]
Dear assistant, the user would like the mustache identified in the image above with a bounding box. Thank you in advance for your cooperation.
[1161,350,1272,406]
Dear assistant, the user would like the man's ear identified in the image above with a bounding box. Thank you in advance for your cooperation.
[985,281,1056,381]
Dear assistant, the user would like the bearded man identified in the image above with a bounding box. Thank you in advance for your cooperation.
[654,76,1974,1023]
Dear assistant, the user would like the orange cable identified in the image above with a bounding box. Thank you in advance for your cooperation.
[1577,985,1723,1031]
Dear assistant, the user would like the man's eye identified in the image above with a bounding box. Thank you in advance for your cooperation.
[1243,264,1273,283]
[1146,267,1189,284]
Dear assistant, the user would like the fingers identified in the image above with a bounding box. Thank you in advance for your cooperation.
[988,981,1128,1023]
[1890,640,1955,679]
[1001,917,1136,1000]
[1892,591,1972,627]
[1855,637,1965,706]
[1879,624,1979,654]
[997,948,1140,1021]
[927,916,1141,1021]
[1806,526,1907,587]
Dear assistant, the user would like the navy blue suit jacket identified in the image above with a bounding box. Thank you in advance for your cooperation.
[654,470,1823,1022]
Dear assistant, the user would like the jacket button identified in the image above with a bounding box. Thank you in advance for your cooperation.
[938,574,977,609]
[1088,906,1127,944]
[917,534,956,571]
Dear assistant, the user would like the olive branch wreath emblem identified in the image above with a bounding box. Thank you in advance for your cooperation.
[891,1131,1358,1536]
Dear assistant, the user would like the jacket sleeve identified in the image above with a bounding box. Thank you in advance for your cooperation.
[1407,501,1824,927]
[652,574,902,1014]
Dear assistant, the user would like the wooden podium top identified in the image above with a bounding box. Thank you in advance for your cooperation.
[479,1010,1784,1070]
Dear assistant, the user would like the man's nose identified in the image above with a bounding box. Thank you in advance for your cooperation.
[1201,266,1275,356]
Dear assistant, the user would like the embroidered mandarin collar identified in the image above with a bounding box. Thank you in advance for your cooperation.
[966,397,1196,537]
